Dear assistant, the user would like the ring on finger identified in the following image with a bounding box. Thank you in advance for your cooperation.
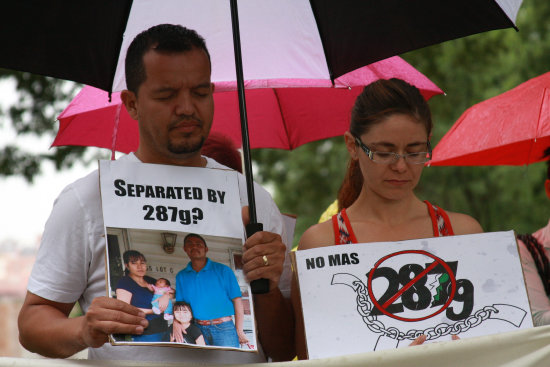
[262,255,269,266]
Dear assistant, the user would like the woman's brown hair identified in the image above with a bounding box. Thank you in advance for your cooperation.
[338,78,433,210]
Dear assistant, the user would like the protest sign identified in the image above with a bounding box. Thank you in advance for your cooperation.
[292,231,533,359]
[99,160,256,352]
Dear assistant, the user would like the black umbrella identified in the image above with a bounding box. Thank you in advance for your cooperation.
[0,0,523,292]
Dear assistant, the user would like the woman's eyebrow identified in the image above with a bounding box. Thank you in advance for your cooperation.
[369,141,428,148]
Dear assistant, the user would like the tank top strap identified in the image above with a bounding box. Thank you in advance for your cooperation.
[332,208,359,244]
[424,200,454,237]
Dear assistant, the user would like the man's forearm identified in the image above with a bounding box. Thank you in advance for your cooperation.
[19,302,86,358]
[253,287,295,361]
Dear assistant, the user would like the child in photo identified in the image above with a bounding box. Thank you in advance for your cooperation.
[170,301,206,345]
[148,277,174,321]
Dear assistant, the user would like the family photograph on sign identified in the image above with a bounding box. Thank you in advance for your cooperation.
[106,227,255,351]
[98,159,259,352]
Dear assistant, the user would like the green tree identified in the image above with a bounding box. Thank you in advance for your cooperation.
[0,70,90,182]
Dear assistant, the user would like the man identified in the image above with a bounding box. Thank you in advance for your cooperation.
[176,233,247,347]
[18,24,294,363]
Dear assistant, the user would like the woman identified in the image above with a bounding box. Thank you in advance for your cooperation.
[116,250,171,342]
[170,301,206,345]
[517,147,550,326]
[293,78,482,359]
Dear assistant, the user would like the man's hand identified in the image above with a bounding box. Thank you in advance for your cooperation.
[18,292,149,358]
[171,321,185,343]
[79,297,149,348]
[241,206,286,290]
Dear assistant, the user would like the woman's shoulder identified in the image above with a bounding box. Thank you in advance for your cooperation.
[298,219,335,250]
[116,275,133,289]
[445,210,483,235]
[144,275,157,284]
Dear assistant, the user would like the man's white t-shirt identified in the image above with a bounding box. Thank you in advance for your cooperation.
[27,153,288,363]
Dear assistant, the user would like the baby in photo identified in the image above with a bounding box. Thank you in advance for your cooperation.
[148,277,174,320]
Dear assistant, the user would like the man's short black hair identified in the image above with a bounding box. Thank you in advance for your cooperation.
[125,24,211,94]
[183,233,207,248]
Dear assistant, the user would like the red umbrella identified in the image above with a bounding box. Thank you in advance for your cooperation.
[429,71,550,166]
[53,56,443,156]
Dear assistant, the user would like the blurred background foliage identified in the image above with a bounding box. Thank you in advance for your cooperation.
[0,0,549,246]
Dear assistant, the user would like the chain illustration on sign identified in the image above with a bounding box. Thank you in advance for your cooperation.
[331,250,527,350]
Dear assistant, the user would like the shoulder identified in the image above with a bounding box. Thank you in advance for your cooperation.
[446,211,483,235]
[298,220,335,250]
[176,265,190,277]
[144,275,157,284]
[116,275,133,289]
[205,156,274,204]
[188,323,202,337]
[211,260,233,273]
[205,156,282,232]
[52,169,99,213]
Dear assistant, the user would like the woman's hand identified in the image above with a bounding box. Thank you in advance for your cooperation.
[409,334,427,346]
[157,293,171,312]
[409,334,460,346]
[237,330,249,345]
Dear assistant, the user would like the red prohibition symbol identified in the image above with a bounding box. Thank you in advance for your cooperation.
[367,250,457,322]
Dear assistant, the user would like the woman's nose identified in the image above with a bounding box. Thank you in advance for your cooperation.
[390,155,408,171]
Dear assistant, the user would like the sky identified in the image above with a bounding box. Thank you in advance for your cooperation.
[0,79,107,248]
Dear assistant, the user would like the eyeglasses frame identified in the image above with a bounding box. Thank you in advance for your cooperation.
[352,133,432,164]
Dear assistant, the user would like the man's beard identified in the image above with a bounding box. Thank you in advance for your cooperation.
[168,135,205,155]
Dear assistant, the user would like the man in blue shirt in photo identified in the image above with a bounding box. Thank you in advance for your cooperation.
[175,233,248,348]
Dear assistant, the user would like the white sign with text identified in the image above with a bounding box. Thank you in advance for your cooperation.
[293,231,533,359]
[99,160,243,238]
[100,160,257,352]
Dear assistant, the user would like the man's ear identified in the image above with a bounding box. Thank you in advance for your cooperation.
[545,179,550,200]
[121,90,139,120]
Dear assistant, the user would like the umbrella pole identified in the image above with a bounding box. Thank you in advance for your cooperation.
[230,0,269,294]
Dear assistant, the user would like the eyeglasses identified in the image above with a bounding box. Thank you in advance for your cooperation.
[352,134,432,164]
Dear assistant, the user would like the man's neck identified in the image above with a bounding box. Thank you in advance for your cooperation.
[134,149,207,167]
[191,258,207,272]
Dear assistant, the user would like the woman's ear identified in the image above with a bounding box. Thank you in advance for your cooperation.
[344,131,359,160]
[121,90,139,120]
[545,179,550,200]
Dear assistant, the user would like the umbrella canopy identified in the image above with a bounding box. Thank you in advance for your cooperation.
[53,56,443,154]
[0,0,523,237]
[1,0,522,93]
[429,71,550,166]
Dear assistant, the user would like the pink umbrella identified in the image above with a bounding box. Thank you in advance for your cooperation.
[53,56,443,156]
[429,71,550,166]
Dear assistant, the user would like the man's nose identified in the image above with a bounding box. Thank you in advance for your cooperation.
[175,92,194,116]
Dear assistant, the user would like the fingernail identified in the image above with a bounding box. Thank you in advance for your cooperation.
[136,326,144,334]
[140,320,149,327]
[138,311,145,318]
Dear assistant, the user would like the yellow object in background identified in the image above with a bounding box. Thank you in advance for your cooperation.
[318,199,338,223]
